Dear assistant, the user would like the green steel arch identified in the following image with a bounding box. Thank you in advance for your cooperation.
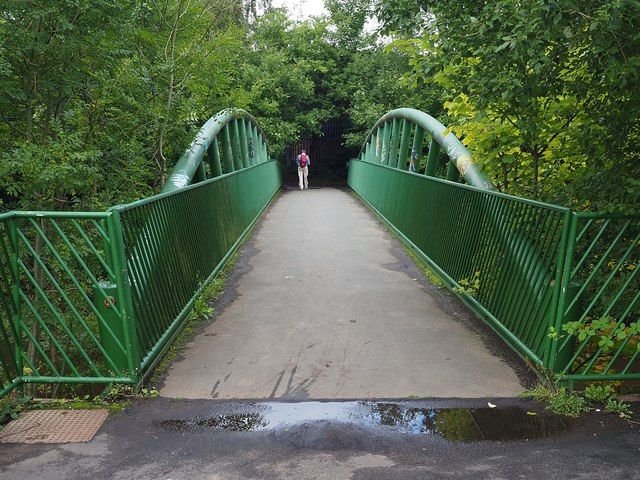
[358,108,494,190]
[163,108,270,193]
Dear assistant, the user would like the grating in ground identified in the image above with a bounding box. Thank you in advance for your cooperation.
[0,409,108,444]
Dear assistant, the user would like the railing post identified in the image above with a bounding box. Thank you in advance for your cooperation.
[193,161,206,183]
[388,118,401,168]
[375,129,383,162]
[398,120,412,170]
[7,216,23,388]
[231,119,243,171]
[410,125,425,172]
[250,125,259,164]
[105,209,140,380]
[370,134,378,162]
[221,125,234,173]
[381,122,390,165]
[238,119,250,169]
[446,160,460,182]
[209,138,223,177]
[546,210,578,373]
[425,138,441,177]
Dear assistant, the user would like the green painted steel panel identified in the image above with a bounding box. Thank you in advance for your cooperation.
[0,108,280,397]
[115,161,281,375]
[348,159,569,366]
[348,158,640,381]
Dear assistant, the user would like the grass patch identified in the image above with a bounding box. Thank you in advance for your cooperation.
[0,385,160,429]
[520,382,633,418]
[148,249,242,385]
[402,244,445,288]
[0,394,29,428]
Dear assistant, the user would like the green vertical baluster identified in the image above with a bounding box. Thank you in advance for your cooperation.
[375,131,382,162]
[410,125,425,173]
[244,121,254,166]
[239,119,250,169]
[397,120,412,170]
[380,122,390,165]
[252,124,259,165]
[221,125,234,173]
[362,141,369,162]
[388,119,401,168]
[251,125,259,164]
[547,212,577,371]
[105,210,140,379]
[209,138,223,177]
[231,119,243,171]
[446,160,460,182]
[8,217,23,388]
[373,129,381,162]
[193,161,206,183]
[425,138,441,177]
[256,128,263,164]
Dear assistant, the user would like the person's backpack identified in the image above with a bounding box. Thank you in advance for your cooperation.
[299,153,308,168]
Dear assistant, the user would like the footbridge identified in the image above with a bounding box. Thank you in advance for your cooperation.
[0,108,638,399]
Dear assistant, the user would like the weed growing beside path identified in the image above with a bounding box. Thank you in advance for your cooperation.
[521,383,633,418]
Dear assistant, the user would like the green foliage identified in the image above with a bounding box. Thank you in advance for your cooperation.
[0,395,30,429]
[584,384,616,403]
[604,398,633,417]
[0,384,161,428]
[558,316,640,375]
[521,385,590,417]
[402,245,445,289]
[522,382,633,418]
[455,271,481,297]
[376,0,640,209]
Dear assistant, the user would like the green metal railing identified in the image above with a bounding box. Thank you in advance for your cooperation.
[358,108,494,189]
[1,103,636,396]
[554,213,640,381]
[0,211,137,398]
[0,109,280,398]
[349,160,569,366]
[349,108,639,382]
[163,108,269,193]
[117,161,280,377]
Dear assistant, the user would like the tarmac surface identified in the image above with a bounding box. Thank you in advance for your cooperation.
[1,398,638,480]
[160,187,526,399]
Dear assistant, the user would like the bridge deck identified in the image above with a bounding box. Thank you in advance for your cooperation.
[160,188,524,399]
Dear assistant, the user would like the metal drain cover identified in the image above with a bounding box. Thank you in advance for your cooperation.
[0,409,109,444]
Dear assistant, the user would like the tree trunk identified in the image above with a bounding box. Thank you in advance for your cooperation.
[532,151,540,199]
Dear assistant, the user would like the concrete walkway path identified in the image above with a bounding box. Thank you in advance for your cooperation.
[160,188,524,399]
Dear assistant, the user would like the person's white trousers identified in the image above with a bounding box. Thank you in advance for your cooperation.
[298,166,308,190]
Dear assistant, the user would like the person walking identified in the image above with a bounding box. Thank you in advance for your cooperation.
[296,150,311,190]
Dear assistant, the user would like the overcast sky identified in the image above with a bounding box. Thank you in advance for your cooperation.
[271,0,328,20]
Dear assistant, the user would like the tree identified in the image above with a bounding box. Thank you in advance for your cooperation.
[375,0,640,209]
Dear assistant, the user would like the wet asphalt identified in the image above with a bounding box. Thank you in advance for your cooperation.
[0,397,638,479]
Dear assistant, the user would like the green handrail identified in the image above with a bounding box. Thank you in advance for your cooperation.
[163,108,269,193]
[359,108,494,190]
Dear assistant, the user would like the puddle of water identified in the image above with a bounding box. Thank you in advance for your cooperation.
[158,402,568,442]
[194,413,265,431]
